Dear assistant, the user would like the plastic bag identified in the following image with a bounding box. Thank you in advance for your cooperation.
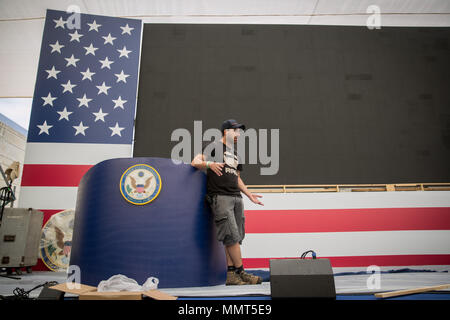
[142,277,159,291]
[97,274,159,292]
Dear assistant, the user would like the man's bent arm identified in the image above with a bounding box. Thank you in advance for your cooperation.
[191,153,225,176]
[191,153,207,170]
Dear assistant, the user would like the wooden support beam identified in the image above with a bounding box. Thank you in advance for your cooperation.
[374,284,450,299]
[386,184,395,191]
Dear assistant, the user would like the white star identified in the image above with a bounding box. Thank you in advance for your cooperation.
[114,70,130,83]
[45,66,61,79]
[109,122,125,137]
[37,121,53,135]
[61,80,77,93]
[69,30,83,42]
[77,94,92,108]
[99,56,114,69]
[80,67,95,81]
[102,33,116,45]
[41,93,57,107]
[65,54,80,67]
[53,17,66,29]
[87,20,102,32]
[120,24,134,35]
[83,43,98,56]
[112,96,127,109]
[49,40,64,54]
[117,46,132,58]
[96,82,111,95]
[57,107,73,121]
[92,108,108,122]
[73,121,89,136]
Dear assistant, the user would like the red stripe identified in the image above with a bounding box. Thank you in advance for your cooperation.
[33,259,50,271]
[243,254,450,268]
[21,164,92,187]
[245,207,450,233]
[40,209,62,225]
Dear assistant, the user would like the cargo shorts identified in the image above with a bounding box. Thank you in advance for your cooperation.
[206,194,245,246]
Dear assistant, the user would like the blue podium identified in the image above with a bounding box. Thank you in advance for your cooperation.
[69,157,226,288]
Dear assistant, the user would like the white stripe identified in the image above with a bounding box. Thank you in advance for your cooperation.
[243,191,450,210]
[24,143,132,165]
[240,230,450,258]
[19,186,78,209]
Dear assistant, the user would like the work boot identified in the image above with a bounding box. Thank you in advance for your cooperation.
[239,270,262,284]
[225,271,247,285]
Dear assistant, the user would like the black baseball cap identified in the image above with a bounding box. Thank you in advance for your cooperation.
[221,119,246,133]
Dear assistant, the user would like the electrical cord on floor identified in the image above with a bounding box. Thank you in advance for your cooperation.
[0,281,59,300]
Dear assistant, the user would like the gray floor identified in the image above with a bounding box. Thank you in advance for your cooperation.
[1,266,449,298]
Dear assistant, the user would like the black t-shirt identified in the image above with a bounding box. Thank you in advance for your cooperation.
[202,141,243,197]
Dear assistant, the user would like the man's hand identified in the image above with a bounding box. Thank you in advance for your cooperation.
[248,193,263,206]
[209,162,224,176]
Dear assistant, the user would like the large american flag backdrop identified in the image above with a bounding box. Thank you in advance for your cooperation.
[21,9,450,271]
[19,9,142,270]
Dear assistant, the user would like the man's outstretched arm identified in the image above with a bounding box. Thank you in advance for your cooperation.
[237,171,263,206]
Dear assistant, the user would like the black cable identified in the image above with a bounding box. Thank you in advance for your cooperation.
[1,281,59,300]
[0,186,14,221]
[300,250,317,259]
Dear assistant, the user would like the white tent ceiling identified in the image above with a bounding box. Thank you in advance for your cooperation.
[1,0,449,97]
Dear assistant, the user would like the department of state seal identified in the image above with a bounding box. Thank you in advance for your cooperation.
[120,164,162,205]
[39,209,74,272]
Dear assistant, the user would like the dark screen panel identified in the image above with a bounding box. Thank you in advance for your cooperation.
[134,24,450,184]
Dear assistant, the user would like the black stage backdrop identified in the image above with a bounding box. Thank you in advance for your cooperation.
[134,24,450,185]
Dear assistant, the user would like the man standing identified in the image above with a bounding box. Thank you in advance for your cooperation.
[191,119,264,285]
